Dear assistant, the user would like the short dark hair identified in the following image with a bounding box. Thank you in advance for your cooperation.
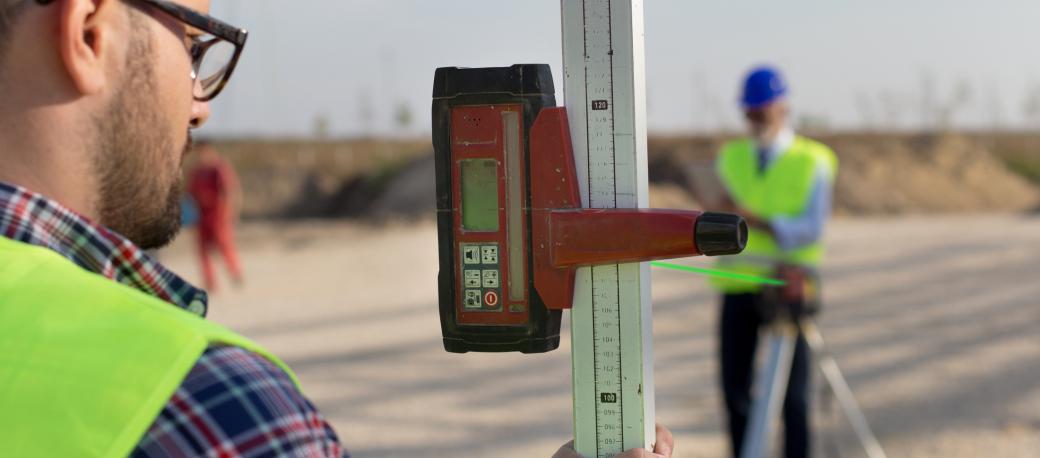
[0,1,30,64]
[1,1,146,66]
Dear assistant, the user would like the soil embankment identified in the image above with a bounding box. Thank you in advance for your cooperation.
[208,133,1040,220]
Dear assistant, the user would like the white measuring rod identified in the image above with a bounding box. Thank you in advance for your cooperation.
[561,1,655,456]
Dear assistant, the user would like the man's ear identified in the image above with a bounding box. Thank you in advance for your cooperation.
[57,0,119,96]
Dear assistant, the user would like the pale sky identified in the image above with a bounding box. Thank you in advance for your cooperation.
[201,1,1040,138]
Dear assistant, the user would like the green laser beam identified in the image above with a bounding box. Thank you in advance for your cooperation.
[650,261,786,286]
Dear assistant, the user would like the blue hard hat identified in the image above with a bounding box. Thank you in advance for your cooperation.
[741,65,787,109]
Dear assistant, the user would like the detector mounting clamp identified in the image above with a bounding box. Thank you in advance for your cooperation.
[434,64,746,354]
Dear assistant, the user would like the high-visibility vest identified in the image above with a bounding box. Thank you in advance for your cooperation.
[0,237,299,458]
[710,135,838,293]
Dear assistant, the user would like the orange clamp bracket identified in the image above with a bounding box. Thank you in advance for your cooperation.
[530,107,747,310]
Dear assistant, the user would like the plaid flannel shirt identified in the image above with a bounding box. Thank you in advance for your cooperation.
[0,182,347,457]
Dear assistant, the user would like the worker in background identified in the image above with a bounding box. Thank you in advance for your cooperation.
[0,0,672,456]
[188,141,244,292]
[710,65,838,458]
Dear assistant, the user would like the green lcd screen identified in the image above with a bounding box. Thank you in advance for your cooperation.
[460,159,499,231]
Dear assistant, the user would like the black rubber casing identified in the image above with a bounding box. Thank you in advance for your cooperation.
[432,64,562,354]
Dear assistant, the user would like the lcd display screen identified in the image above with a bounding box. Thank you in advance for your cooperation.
[460,159,499,231]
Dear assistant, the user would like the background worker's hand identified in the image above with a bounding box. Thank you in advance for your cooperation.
[552,423,674,458]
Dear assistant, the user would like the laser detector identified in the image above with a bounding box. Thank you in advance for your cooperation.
[433,64,748,354]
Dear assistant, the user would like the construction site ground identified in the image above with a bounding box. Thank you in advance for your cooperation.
[162,213,1040,458]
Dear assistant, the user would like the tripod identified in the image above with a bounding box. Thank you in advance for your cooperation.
[740,315,887,458]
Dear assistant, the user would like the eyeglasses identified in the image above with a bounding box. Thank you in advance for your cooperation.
[35,0,247,101]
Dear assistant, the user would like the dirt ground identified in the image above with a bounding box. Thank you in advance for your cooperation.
[160,214,1040,458]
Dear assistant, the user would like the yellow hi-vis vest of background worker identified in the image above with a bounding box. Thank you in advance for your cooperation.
[0,237,300,458]
[710,135,838,293]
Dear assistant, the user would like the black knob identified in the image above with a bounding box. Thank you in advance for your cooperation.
[694,212,748,256]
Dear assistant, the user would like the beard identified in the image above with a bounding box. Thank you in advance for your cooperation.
[93,20,186,250]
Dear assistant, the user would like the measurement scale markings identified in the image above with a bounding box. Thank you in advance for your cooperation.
[605,5,622,453]
[592,266,622,457]
[582,1,625,456]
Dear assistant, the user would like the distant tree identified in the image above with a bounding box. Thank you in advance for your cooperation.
[312,113,331,140]
[691,72,703,132]
[690,70,733,133]
[797,113,831,133]
[985,84,1005,131]
[919,71,938,130]
[855,91,876,131]
[394,101,414,134]
[877,90,907,131]
[358,90,375,138]
[936,79,973,130]
[1022,82,1040,129]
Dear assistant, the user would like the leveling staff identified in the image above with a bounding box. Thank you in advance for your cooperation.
[710,66,838,458]
[0,1,673,457]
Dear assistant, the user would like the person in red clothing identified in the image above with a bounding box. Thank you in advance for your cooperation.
[187,141,243,291]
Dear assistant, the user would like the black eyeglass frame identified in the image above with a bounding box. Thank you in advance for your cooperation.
[34,0,248,101]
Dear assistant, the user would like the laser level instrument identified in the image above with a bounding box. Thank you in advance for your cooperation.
[434,64,747,354]
[742,267,887,458]
[434,2,746,456]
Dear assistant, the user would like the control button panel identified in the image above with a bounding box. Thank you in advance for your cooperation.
[462,245,481,265]
[463,289,482,309]
[481,246,499,264]
[459,242,502,312]
[482,269,499,288]
[464,270,482,288]
[483,291,500,307]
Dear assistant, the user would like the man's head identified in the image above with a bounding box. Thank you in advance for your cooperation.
[0,0,245,249]
[740,65,790,144]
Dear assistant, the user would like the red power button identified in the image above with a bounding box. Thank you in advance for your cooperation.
[484,291,500,308]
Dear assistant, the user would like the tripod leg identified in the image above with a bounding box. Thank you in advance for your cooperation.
[820,386,843,457]
[742,323,798,458]
[801,320,888,458]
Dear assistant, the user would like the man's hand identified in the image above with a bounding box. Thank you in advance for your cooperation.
[553,423,674,458]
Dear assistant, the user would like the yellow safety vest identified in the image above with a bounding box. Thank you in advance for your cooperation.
[0,237,299,458]
[710,135,837,293]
